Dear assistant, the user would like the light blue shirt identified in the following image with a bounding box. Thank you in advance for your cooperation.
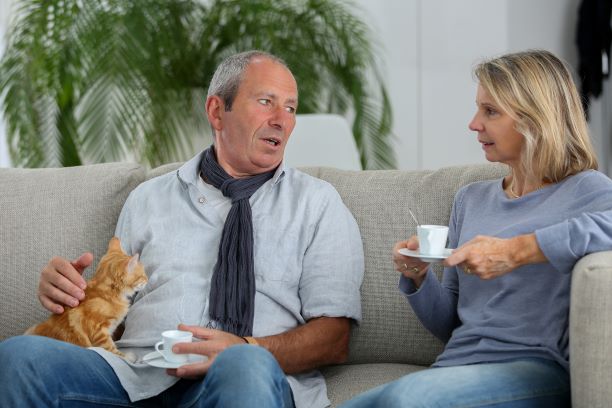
[92,152,364,408]
[401,170,612,371]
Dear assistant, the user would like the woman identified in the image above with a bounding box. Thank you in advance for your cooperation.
[342,50,612,407]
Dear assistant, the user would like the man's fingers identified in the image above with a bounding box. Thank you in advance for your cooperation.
[38,294,65,315]
[70,252,93,279]
[178,324,214,340]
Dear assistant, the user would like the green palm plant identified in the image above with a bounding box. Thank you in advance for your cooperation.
[0,0,394,169]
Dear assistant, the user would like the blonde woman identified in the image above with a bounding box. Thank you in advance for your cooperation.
[344,50,612,407]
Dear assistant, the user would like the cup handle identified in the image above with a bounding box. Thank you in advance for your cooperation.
[155,341,164,357]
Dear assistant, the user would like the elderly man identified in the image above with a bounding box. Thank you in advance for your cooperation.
[0,51,364,408]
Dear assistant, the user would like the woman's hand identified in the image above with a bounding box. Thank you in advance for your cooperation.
[444,234,546,279]
[393,236,430,288]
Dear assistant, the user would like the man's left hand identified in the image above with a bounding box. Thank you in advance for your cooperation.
[166,324,245,378]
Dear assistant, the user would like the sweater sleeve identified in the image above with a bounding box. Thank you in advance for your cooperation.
[398,187,465,342]
[536,171,612,272]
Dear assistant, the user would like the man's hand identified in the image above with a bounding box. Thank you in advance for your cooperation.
[393,236,429,288]
[444,234,546,279]
[169,316,351,377]
[167,324,246,378]
[38,253,92,314]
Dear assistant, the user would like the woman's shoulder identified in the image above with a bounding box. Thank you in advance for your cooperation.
[456,177,502,197]
[563,170,612,192]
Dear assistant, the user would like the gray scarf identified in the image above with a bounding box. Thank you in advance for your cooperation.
[200,146,275,336]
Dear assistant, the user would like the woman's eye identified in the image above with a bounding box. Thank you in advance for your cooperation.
[486,108,497,116]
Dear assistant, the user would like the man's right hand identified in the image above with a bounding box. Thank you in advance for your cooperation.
[39,253,92,314]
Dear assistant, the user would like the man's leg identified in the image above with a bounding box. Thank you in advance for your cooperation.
[339,358,570,408]
[163,344,294,408]
[0,335,135,407]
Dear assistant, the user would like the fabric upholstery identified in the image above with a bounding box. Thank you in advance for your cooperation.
[0,163,144,339]
[0,160,609,408]
[570,250,612,408]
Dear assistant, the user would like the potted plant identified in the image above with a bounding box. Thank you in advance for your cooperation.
[0,0,394,169]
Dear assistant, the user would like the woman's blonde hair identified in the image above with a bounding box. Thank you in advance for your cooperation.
[474,49,597,182]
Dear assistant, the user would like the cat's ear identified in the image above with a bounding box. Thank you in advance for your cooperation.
[127,254,140,274]
[108,237,121,252]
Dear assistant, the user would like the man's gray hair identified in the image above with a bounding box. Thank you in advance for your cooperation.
[207,50,289,111]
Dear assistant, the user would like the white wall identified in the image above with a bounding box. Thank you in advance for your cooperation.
[355,0,597,171]
[0,0,607,172]
[0,0,12,168]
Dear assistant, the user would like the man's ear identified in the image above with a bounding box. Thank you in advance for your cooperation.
[206,95,224,132]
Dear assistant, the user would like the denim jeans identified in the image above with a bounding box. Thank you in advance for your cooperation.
[0,335,294,407]
[339,358,570,408]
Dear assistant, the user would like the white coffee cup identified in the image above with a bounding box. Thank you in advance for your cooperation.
[417,225,449,255]
[155,330,193,363]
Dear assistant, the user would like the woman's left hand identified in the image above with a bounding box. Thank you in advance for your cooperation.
[444,235,527,279]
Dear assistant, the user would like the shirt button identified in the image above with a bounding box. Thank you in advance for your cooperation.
[198,197,206,204]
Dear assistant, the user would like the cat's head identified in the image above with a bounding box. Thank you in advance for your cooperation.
[95,237,148,296]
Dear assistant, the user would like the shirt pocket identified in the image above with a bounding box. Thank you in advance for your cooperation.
[253,223,303,283]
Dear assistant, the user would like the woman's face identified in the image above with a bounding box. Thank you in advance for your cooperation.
[468,85,524,168]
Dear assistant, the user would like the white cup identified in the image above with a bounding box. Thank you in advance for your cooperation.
[155,330,193,363]
[417,225,449,255]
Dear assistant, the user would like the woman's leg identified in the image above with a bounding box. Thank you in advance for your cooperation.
[340,358,570,408]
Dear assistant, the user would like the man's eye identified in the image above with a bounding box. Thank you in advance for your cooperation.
[258,99,270,105]
[285,106,296,114]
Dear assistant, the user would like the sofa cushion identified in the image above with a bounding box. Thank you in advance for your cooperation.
[0,163,145,339]
[322,363,425,406]
[301,164,507,366]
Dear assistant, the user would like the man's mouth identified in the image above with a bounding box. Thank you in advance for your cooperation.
[263,137,281,146]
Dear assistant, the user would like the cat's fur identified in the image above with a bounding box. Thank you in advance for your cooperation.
[26,237,147,357]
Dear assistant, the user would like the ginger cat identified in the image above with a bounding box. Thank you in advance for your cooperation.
[26,237,147,357]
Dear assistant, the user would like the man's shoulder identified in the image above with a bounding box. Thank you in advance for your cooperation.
[128,169,183,200]
[282,167,338,195]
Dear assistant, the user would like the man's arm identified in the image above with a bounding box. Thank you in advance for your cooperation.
[257,316,350,373]
[172,316,351,378]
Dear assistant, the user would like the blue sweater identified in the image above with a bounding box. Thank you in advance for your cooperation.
[400,170,612,371]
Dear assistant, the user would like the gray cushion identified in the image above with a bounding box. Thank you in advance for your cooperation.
[570,251,612,408]
[0,163,145,339]
[322,363,425,406]
[302,164,507,366]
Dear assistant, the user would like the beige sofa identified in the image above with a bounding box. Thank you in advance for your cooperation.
[1,161,611,407]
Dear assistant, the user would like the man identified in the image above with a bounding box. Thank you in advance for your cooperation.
[0,51,364,407]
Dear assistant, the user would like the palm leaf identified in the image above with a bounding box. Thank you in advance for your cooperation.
[0,0,395,169]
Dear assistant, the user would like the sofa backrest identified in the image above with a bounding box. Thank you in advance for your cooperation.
[0,161,506,368]
[301,165,507,365]
[0,163,145,339]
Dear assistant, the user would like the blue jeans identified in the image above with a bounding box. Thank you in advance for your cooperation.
[339,358,570,408]
[0,335,294,407]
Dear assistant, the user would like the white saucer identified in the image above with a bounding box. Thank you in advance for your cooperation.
[142,351,207,369]
[398,248,453,263]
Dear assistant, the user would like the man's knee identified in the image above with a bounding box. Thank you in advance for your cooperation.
[0,335,43,368]
[212,344,281,377]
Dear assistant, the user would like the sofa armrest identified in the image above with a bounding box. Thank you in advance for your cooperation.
[570,250,612,408]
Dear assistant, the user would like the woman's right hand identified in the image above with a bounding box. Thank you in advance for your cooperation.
[393,236,430,288]
[39,253,92,314]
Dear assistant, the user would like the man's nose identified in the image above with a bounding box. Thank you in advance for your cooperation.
[269,107,292,131]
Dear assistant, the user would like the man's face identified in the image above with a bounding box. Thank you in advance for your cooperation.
[207,57,298,178]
